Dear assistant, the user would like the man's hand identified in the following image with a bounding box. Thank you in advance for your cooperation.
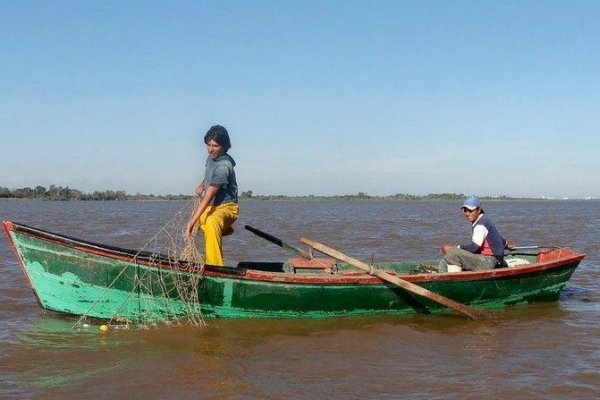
[184,221,195,241]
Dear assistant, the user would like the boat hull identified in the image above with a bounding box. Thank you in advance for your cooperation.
[3,221,586,321]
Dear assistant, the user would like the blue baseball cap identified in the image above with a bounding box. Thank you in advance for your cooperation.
[461,196,481,211]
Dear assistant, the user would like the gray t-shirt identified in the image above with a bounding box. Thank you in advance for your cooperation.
[204,154,238,205]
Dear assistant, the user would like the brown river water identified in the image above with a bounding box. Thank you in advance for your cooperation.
[1,199,599,399]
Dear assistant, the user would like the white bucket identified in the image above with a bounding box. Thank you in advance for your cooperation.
[505,258,531,268]
[447,264,463,273]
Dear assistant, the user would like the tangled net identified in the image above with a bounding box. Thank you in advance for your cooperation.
[74,197,209,330]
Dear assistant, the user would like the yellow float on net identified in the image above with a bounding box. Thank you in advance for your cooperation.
[99,324,109,333]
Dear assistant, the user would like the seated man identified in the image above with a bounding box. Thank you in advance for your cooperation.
[438,196,512,272]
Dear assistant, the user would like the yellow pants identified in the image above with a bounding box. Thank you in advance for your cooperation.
[199,202,239,266]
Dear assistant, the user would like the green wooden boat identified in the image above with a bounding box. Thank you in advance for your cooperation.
[3,220,586,322]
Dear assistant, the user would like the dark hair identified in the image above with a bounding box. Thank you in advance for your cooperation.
[204,125,231,151]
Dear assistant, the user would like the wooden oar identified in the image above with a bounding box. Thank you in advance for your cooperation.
[506,246,559,256]
[300,237,490,320]
[510,246,540,250]
[245,225,313,260]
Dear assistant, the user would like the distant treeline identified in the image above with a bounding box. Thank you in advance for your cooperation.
[0,185,190,201]
[238,191,516,201]
[1,185,519,202]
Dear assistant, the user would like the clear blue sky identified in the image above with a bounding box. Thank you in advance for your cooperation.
[1,1,599,198]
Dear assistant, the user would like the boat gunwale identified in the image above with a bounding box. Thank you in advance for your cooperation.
[2,220,586,287]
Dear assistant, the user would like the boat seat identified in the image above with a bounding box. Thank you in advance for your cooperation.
[236,261,285,272]
[287,257,336,273]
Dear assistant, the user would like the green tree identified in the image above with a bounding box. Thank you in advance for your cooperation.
[34,186,46,197]
[13,187,35,198]
[0,187,12,198]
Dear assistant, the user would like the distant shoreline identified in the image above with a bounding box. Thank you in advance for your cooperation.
[1,185,596,201]
[1,195,597,202]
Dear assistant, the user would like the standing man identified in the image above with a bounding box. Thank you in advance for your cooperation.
[438,196,511,272]
[185,125,239,266]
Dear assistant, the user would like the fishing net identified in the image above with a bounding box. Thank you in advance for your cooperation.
[74,197,209,330]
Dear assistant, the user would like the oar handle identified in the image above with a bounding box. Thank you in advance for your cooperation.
[245,225,313,260]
